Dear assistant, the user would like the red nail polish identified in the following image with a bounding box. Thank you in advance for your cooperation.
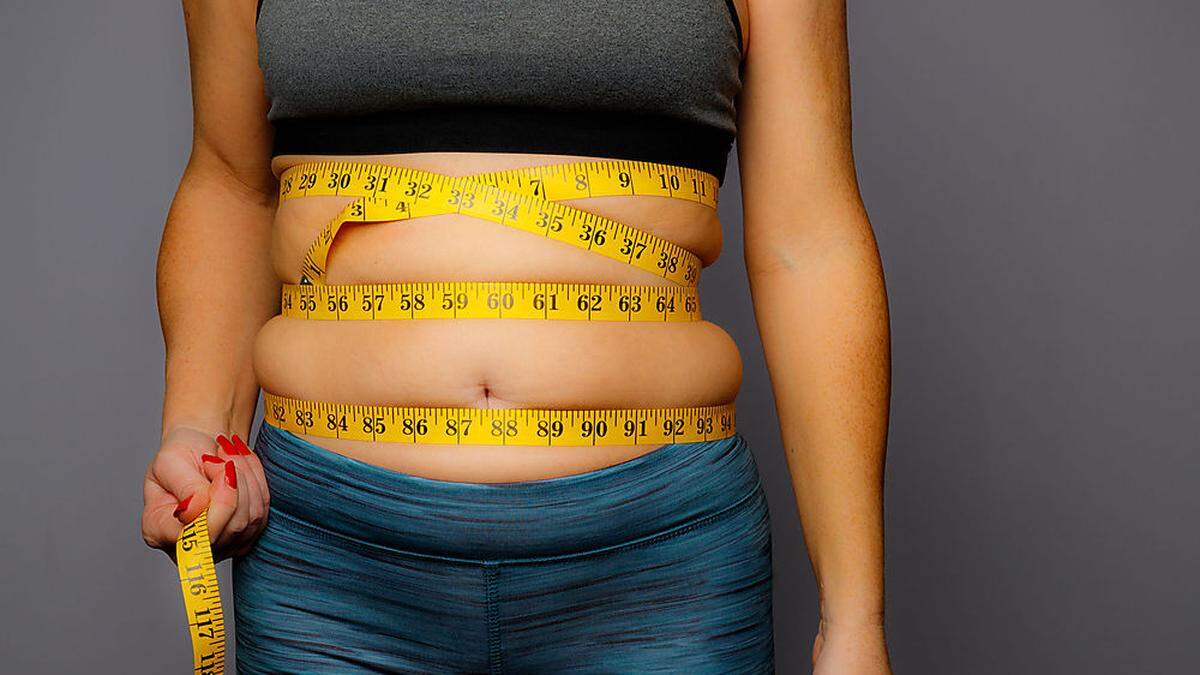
[173,495,193,518]
[215,434,236,455]
[231,434,253,455]
[224,460,238,489]
[201,454,224,464]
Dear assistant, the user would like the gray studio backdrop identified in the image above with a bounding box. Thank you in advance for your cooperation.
[1,1,1196,672]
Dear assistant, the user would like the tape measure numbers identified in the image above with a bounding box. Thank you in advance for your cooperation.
[270,158,737,448]
[169,158,734,669]
[281,159,717,288]
[176,509,225,674]
[281,281,700,322]
[264,392,736,446]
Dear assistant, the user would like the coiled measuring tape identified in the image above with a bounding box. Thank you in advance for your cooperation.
[173,159,736,672]
[266,158,738,447]
[281,159,717,288]
[176,510,225,674]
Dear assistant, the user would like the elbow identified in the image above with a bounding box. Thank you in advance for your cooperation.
[745,232,880,284]
[181,138,277,211]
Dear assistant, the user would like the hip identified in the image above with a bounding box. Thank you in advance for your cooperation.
[233,420,774,671]
[247,419,767,558]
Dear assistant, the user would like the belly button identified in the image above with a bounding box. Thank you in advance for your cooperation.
[471,384,495,409]
[473,384,515,410]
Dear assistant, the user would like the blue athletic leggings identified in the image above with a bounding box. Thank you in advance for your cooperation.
[233,421,775,673]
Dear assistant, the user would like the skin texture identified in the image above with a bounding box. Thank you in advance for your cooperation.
[141,0,890,671]
[255,150,742,480]
[738,0,891,671]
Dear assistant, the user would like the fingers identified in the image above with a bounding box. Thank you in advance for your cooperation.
[229,433,271,557]
[142,479,184,555]
[218,445,255,550]
[207,433,271,560]
[142,428,272,563]
[202,454,240,557]
[232,434,271,514]
[152,441,215,518]
[141,433,221,553]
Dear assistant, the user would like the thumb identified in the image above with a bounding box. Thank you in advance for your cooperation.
[204,459,239,547]
[148,450,216,528]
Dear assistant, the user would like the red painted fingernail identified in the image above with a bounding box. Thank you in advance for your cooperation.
[231,434,253,455]
[201,454,224,464]
[215,434,236,454]
[173,495,193,518]
[224,460,238,489]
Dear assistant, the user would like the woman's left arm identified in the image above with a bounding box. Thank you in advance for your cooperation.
[736,0,891,671]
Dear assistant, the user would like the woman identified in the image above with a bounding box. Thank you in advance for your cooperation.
[141,0,891,672]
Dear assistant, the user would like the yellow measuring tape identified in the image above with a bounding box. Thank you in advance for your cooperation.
[176,509,225,674]
[281,159,717,288]
[281,281,700,322]
[169,156,734,667]
[264,393,736,446]
[267,158,738,447]
[171,158,735,670]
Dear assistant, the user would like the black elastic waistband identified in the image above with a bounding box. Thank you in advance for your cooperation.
[269,106,734,185]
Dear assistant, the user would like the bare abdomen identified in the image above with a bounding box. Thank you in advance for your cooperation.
[252,151,742,481]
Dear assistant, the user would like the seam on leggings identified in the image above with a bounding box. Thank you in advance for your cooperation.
[265,478,764,566]
[484,562,502,674]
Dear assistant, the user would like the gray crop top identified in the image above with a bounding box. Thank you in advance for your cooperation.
[256,0,745,183]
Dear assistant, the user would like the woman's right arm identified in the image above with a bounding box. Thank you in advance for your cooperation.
[141,0,279,560]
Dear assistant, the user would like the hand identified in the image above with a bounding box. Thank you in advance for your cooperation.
[812,619,891,674]
[141,425,271,561]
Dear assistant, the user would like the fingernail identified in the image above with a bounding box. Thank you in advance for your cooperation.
[173,495,193,518]
[231,434,253,455]
[215,434,236,455]
[224,460,238,489]
[201,454,224,464]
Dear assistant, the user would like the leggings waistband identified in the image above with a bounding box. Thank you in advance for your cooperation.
[252,421,763,562]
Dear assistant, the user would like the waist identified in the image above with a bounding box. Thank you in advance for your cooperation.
[254,318,742,408]
[252,420,763,561]
[253,152,741,474]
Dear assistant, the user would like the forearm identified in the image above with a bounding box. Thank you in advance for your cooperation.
[157,151,279,441]
[747,207,890,624]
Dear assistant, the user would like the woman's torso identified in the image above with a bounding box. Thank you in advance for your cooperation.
[252,0,748,481]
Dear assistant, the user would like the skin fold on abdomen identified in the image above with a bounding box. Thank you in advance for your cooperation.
[253,151,743,481]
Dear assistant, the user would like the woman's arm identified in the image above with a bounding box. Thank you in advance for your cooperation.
[142,0,278,559]
[736,0,891,671]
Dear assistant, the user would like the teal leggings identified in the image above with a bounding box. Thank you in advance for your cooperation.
[233,421,775,673]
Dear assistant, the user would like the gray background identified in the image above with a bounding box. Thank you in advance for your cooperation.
[1,1,1195,672]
